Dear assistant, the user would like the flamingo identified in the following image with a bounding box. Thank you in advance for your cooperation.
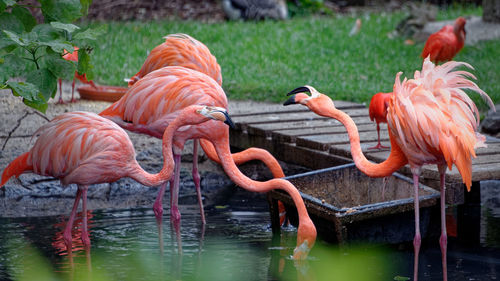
[284,58,494,280]
[100,66,316,259]
[57,47,97,104]
[368,92,391,150]
[1,105,234,251]
[103,66,285,225]
[421,17,466,64]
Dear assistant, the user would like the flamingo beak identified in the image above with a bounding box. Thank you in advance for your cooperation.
[222,111,236,129]
[284,86,311,106]
[283,95,297,106]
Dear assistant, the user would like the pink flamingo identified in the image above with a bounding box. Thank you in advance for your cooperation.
[57,47,97,104]
[284,58,494,279]
[1,105,234,250]
[100,66,316,259]
[101,66,285,224]
[368,92,391,150]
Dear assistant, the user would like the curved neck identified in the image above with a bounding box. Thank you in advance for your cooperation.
[323,106,408,177]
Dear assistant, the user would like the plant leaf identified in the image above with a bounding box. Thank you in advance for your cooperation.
[0,12,24,33]
[45,50,76,81]
[79,0,92,16]
[6,81,40,101]
[26,68,57,101]
[32,24,60,42]
[12,6,37,32]
[50,21,80,33]
[73,25,107,41]
[40,0,82,23]
[77,49,93,80]
[2,30,27,46]
[0,0,16,13]
[23,96,48,113]
[0,54,26,82]
[39,40,74,53]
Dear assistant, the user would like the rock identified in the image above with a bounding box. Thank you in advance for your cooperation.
[222,0,288,21]
[481,104,500,137]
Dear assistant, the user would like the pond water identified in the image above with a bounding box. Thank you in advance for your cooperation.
[0,184,499,281]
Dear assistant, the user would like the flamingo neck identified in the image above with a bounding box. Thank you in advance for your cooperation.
[322,106,408,177]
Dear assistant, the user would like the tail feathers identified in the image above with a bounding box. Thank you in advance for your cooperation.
[99,102,123,118]
[1,152,31,187]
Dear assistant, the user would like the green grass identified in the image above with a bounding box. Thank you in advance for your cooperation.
[88,6,499,111]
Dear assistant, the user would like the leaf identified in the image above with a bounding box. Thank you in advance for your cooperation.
[12,6,37,32]
[23,97,48,113]
[0,0,16,13]
[0,32,18,51]
[77,49,93,80]
[39,40,74,53]
[0,54,26,81]
[73,25,107,41]
[50,22,80,33]
[26,68,57,101]
[45,50,76,81]
[6,81,40,101]
[0,12,24,33]
[2,30,27,46]
[32,24,61,43]
[40,0,82,23]
[80,0,92,16]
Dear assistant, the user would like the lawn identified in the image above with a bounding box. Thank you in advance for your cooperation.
[88,6,498,111]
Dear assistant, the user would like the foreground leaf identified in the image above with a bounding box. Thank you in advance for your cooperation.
[40,0,82,23]
[0,54,25,82]
[45,50,76,81]
[0,12,24,33]
[26,68,57,100]
[12,6,37,32]
[77,49,93,80]
[50,21,80,33]
[6,81,40,101]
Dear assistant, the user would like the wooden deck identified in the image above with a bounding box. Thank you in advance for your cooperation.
[227,101,500,205]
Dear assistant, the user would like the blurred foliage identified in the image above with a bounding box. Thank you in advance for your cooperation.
[0,0,105,113]
[287,0,332,17]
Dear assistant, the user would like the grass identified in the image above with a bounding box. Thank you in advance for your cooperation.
[88,5,499,110]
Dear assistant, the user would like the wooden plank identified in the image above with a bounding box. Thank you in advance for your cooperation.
[272,124,387,143]
[229,101,365,117]
[295,130,390,151]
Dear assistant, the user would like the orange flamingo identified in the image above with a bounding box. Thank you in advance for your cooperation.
[421,17,466,64]
[103,66,285,225]
[100,66,315,259]
[57,47,97,104]
[284,58,494,280]
[368,92,391,150]
[1,105,233,250]
[126,33,222,87]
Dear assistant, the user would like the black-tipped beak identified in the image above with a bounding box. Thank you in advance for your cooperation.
[287,86,310,96]
[222,112,236,129]
[283,95,296,106]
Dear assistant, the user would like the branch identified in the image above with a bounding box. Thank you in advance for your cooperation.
[1,111,49,151]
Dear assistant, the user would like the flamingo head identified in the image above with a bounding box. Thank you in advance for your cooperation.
[196,105,235,129]
[292,217,317,260]
[284,85,336,117]
[454,17,466,36]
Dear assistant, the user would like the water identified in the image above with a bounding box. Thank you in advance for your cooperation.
[0,186,499,281]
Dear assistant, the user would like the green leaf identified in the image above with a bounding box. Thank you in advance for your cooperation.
[73,25,107,41]
[12,6,37,32]
[31,24,60,42]
[0,54,26,81]
[38,40,74,53]
[80,0,92,16]
[2,30,28,46]
[0,12,24,33]
[77,49,93,80]
[40,0,82,23]
[26,68,57,101]
[0,32,18,51]
[6,81,40,101]
[45,50,76,81]
[23,96,48,113]
[50,22,80,33]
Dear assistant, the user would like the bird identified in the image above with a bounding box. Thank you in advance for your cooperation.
[368,92,391,150]
[100,66,316,259]
[221,0,288,21]
[57,46,97,104]
[126,33,222,87]
[105,65,285,225]
[421,17,466,64]
[1,105,234,251]
[349,18,362,36]
[284,58,494,280]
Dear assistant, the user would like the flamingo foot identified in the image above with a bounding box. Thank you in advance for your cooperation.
[70,97,78,103]
[170,205,181,222]
[56,98,66,105]
[81,230,91,248]
[153,200,164,220]
[63,228,73,252]
[440,234,448,281]
[413,232,421,281]
[368,143,390,150]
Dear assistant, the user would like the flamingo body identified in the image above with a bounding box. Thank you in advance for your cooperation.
[58,47,96,104]
[421,17,466,64]
[368,92,391,149]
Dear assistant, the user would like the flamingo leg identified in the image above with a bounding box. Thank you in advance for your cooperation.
[64,187,83,251]
[57,79,65,104]
[438,165,448,281]
[412,170,422,281]
[369,123,389,150]
[70,77,77,103]
[80,185,91,248]
[153,182,168,221]
[170,154,182,222]
[192,139,206,224]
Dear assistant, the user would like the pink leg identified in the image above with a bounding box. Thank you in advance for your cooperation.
[369,123,389,150]
[64,187,83,251]
[80,186,91,248]
[412,169,422,281]
[70,78,77,103]
[170,154,182,222]
[192,140,206,224]
[153,182,168,221]
[57,79,65,104]
[438,166,448,281]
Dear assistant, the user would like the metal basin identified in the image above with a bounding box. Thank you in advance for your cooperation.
[267,163,440,244]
